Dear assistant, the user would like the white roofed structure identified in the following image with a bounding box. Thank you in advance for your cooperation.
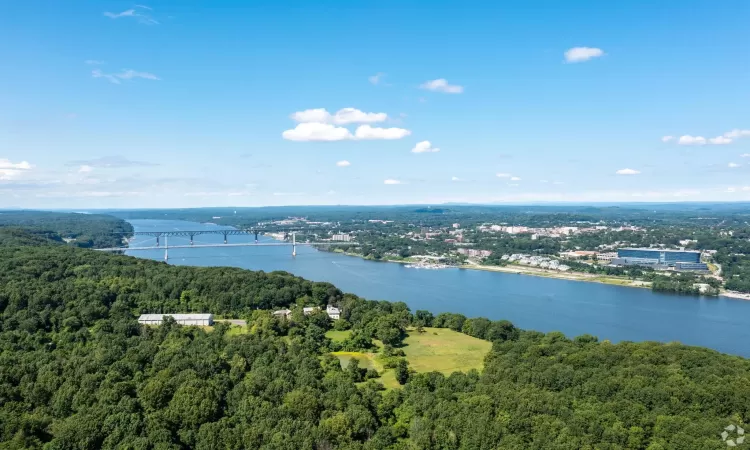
[138,314,214,326]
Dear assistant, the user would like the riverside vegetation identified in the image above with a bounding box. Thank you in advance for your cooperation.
[0,216,749,449]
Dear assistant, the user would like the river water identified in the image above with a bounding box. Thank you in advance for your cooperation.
[127,219,750,357]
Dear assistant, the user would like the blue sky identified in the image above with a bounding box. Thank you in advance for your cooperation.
[1,0,748,208]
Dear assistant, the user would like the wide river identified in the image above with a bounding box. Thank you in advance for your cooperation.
[128,219,750,357]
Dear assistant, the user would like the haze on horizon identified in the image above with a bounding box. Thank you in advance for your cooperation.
[1,1,748,209]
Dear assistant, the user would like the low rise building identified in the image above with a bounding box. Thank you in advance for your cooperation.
[272,309,292,319]
[331,234,352,242]
[326,305,341,320]
[138,314,213,326]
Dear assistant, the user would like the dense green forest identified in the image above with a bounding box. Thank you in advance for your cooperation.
[0,211,132,248]
[1,227,749,449]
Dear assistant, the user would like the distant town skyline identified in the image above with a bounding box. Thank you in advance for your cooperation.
[1,1,749,208]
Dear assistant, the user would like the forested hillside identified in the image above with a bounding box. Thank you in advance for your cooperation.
[1,235,748,449]
[0,211,132,248]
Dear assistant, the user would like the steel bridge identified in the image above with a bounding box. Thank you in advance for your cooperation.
[100,229,357,262]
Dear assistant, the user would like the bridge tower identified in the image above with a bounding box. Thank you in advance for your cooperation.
[164,236,169,262]
[292,232,296,257]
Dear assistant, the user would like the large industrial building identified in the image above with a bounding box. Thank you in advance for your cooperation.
[138,314,214,326]
[614,248,707,271]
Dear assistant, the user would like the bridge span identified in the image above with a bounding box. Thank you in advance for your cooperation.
[103,229,357,262]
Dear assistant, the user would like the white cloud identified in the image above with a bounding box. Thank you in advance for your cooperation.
[726,187,737,193]
[420,78,464,94]
[709,136,732,145]
[290,108,388,125]
[92,69,160,84]
[85,60,105,65]
[451,176,460,181]
[616,168,640,175]
[0,159,32,170]
[724,129,750,139]
[496,173,511,178]
[741,154,750,158]
[135,4,153,10]
[564,47,604,63]
[104,9,136,18]
[728,162,741,168]
[383,179,402,185]
[0,159,32,180]
[540,180,549,183]
[661,136,674,143]
[743,186,750,191]
[553,181,565,185]
[369,72,386,85]
[678,135,707,146]
[510,176,521,181]
[354,125,411,140]
[104,8,158,24]
[411,141,440,153]
[273,192,306,196]
[282,122,353,141]
[78,165,93,173]
[333,108,387,125]
[336,160,351,167]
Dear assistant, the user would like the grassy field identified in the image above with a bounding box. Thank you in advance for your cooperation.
[329,327,492,388]
[325,330,352,342]
[402,327,492,374]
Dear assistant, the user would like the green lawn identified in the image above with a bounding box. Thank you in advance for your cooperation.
[402,327,492,374]
[330,327,492,389]
[325,330,352,342]
[225,325,249,337]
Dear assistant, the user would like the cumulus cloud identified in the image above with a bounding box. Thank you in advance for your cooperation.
[666,129,750,146]
[742,154,750,158]
[0,159,34,180]
[420,78,464,94]
[724,129,750,139]
[678,135,707,146]
[709,136,732,145]
[564,47,605,63]
[616,168,640,175]
[383,179,402,185]
[336,160,351,167]
[728,162,741,168]
[92,69,160,84]
[290,108,388,125]
[411,141,440,153]
[369,73,386,85]
[282,122,353,141]
[354,125,411,140]
[451,176,460,181]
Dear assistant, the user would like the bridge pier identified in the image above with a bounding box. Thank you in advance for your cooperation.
[155,235,160,247]
[222,231,229,244]
[189,233,195,245]
[254,231,259,244]
[164,236,169,262]
[292,232,296,257]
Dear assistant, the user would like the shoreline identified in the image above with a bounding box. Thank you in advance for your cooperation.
[460,263,652,289]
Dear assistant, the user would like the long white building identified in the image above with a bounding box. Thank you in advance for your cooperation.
[138,314,214,326]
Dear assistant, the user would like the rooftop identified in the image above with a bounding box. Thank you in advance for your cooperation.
[138,313,213,320]
[619,247,700,254]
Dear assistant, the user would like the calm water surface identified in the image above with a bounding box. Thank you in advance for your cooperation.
[127,219,750,357]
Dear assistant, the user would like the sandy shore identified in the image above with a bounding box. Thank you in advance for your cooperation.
[719,291,750,301]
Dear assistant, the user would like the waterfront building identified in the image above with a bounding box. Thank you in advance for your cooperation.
[617,248,701,266]
[331,234,352,242]
[138,314,213,326]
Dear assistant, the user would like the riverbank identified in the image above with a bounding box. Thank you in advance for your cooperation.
[329,248,650,289]
[462,263,651,288]
[720,291,750,301]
